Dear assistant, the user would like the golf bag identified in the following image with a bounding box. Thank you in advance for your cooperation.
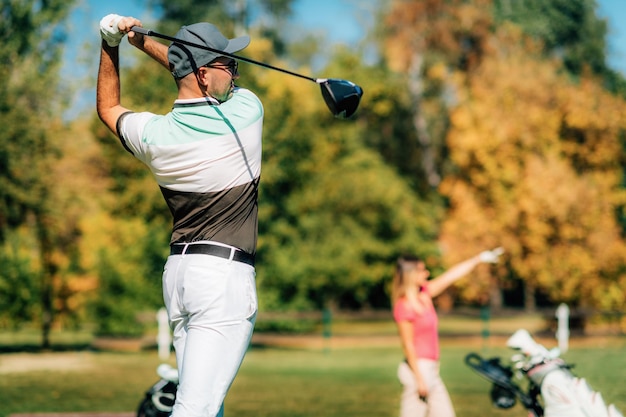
[465,329,623,417]
[137,364,179,417]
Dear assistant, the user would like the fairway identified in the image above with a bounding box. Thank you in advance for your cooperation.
[1,337,625,417]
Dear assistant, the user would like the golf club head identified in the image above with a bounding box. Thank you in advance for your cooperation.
[319,79,363,118]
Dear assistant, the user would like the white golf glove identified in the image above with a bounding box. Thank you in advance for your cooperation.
[479,247,504,263]
[100,14,125,47]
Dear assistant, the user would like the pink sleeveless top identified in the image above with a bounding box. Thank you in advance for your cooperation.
[393,289,440,360]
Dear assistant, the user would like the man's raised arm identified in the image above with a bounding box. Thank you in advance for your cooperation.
[96,15,170,136]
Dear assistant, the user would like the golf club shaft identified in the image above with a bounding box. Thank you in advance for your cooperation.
[131,26,319,83]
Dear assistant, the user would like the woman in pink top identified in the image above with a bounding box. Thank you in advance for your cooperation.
[392,248,503,417]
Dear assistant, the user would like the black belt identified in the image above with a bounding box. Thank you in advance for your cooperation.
[170,243,255,266]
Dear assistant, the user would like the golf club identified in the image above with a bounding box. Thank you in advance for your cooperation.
[131,26,363,118]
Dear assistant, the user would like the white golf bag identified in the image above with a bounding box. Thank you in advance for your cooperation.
[466,329,623,417]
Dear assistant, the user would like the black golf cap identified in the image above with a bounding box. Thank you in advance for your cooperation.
[168,23,250,79]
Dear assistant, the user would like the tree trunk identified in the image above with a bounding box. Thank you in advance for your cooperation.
[489,278,503,312]
[408,51,441,187]
[524,280,536,312]
[36,210,56,350]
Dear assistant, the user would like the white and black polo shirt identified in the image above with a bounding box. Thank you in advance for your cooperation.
[116,87,264,255]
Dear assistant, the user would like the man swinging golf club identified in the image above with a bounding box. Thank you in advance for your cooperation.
[97,15,262,417]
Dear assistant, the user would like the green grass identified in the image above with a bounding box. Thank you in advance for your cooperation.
[1,340,625,417]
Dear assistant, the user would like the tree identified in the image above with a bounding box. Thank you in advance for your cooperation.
[256,48,441,311]
[493,0,609,78]
[0,0,73,236]
[381,0,494,189]
[0,230,41,328]
[376,0,626,311]
[493,0,626,233]
[0,0,77,347]
[439,26,626,311]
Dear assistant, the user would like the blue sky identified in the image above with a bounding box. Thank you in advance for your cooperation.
[64,0,626,118]
[68,0,626,68]
[596,0,626,74]
[67,0,372,50]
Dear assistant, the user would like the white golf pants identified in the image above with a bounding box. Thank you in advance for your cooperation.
[162,250,257,417]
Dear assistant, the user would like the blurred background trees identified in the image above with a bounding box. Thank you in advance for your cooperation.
[0,0,78,347]
[1,0,624,343]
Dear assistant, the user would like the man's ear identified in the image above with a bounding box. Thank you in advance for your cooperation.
[196,68,210,86]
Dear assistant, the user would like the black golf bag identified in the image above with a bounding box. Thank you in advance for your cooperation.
[137,364,179,417]
[465,329,623,417]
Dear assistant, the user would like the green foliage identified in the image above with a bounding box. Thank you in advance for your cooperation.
[493,0,610,79]
[0,0,77,347]
[91,250,151,338]
[4,0,626,338]
[0,0,74,234]
[252,317,317,334]
[92,273,144,336]
[259,141,440,310]
[256,47,441,310]
[80,214,169,336]
[0,231,41,329]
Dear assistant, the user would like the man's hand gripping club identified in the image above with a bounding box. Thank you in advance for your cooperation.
[99,14,144,47]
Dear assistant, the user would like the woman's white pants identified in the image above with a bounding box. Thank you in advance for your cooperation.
[397,360,456,417]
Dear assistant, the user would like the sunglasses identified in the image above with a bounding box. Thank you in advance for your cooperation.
[204,60,238,76]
